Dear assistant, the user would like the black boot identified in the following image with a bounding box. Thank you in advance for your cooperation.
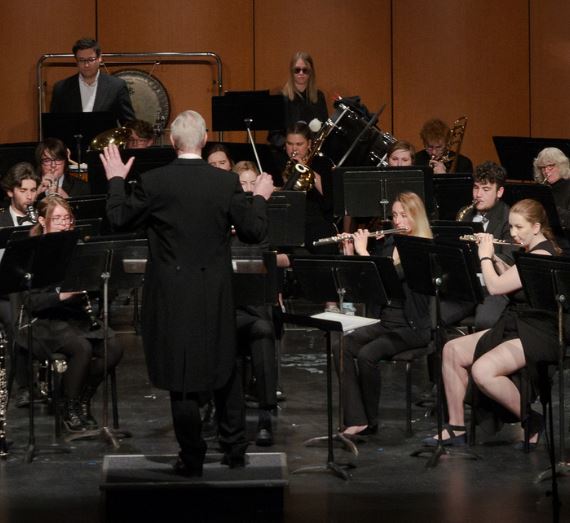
[255,410,274,447]
[63,399,85,433]
[79,386,98,429]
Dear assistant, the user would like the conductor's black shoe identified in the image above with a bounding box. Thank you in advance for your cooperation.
[221,453,247,469]
[255,428,274,447]
[173,457,203,478]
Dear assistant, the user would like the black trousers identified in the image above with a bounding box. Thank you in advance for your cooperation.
[170,364,247,468]
[236,306,277,410]
[333,323,412,427]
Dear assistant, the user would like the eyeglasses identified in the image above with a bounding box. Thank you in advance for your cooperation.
[50,215,74,225]
[76,57,98,65]
[41,158,65,165]
[293,67,310,75]
[539,163,557,171]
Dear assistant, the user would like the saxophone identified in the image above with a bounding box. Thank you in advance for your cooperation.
[0,331,8,457]
[456,200,477,221]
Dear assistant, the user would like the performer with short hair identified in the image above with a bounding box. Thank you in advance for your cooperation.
[102,109,274,476]
[50,37,135,126]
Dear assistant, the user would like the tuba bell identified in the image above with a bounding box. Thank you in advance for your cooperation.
[89,127,131,152]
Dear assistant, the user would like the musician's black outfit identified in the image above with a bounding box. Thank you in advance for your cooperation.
[549,178,570,229]
[471,240,559,426]
[415,149,474,174]
[15,289,123,431]
[106,157,268,474]
[441,200,515,331]
[334,238,432,429]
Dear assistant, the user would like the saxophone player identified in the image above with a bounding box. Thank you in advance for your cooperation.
[442,161,515,331]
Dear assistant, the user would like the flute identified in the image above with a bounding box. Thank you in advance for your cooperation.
[459,234,518,246]
[313,227,409,247]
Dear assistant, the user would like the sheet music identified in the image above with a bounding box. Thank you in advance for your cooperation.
[311,312,380,333]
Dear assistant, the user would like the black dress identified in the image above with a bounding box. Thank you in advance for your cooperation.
[472,240,558,419]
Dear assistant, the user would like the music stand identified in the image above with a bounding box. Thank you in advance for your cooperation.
[0,230,79,462]
[212,91,285,173]
[332,167,432,220]
[60,240,142,446]
[42,112,116,163]
[515,252,570,516]
[394,235,483,468]
[285,256,389,479]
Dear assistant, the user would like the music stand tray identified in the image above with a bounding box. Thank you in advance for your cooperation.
[212,91,285,132]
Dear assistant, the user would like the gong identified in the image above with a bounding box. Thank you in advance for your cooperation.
[113,69,170,128]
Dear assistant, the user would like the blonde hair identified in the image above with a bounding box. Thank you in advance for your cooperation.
[282,51,319,104]
[394,191,432,239]
[234,160,259,175]
[30,195,74,236]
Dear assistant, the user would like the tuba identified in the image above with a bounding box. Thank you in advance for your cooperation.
[282,118,337,191]
[89,127,131,152]
[431,116,468,173]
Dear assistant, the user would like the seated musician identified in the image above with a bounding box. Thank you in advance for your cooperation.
[0,162,41,407]
[125,119,155,149]
[205,143,234,172]
[533,147,570,228]
[442,161,514,331]
[415,118,473,174]
[386,140,415,167]
[424,199,559,449]
[334,192,433,436]
[36,138,90,198]
[16,195,123,432]
[283,121,337,254]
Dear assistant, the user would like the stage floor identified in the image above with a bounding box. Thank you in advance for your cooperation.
[0,306,569,523]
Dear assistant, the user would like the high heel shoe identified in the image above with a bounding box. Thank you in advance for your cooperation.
[514,410,544,451]
[422,424,467,447]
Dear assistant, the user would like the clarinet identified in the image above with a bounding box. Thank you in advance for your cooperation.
[25,205,38,224]
[0,331,8,457]
[82,291,101,331]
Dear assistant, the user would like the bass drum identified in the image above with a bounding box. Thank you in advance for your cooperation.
[322,102,396,167]
[113,69,170,130]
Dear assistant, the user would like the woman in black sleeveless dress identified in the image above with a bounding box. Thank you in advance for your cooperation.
[423,198,560,448]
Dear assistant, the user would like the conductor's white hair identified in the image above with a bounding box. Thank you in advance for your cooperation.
[170,110,207,153]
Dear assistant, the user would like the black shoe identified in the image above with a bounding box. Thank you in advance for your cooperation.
[514,410,544,451]
[15,389,31,408]
[221,453,247,468]
[357,424,378,436]
[422,424,467,447]
[255,428,274,447]
[79,386,98,429]
[173,457,203,478]
[63,400,85,433]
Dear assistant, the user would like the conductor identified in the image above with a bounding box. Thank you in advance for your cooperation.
[101,110,275,477]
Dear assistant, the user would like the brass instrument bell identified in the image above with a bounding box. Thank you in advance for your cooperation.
[89,127,131,152]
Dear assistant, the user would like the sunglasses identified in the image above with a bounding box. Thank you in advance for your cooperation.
[293,67,310,74]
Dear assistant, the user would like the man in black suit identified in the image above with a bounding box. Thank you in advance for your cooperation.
[442,161,513,330]
[102,110,274,476]
[50,38,135,126]
[0,162,41,407]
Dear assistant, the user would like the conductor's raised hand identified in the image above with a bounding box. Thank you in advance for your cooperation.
[252,172,275,200]
[100,144,134,180]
